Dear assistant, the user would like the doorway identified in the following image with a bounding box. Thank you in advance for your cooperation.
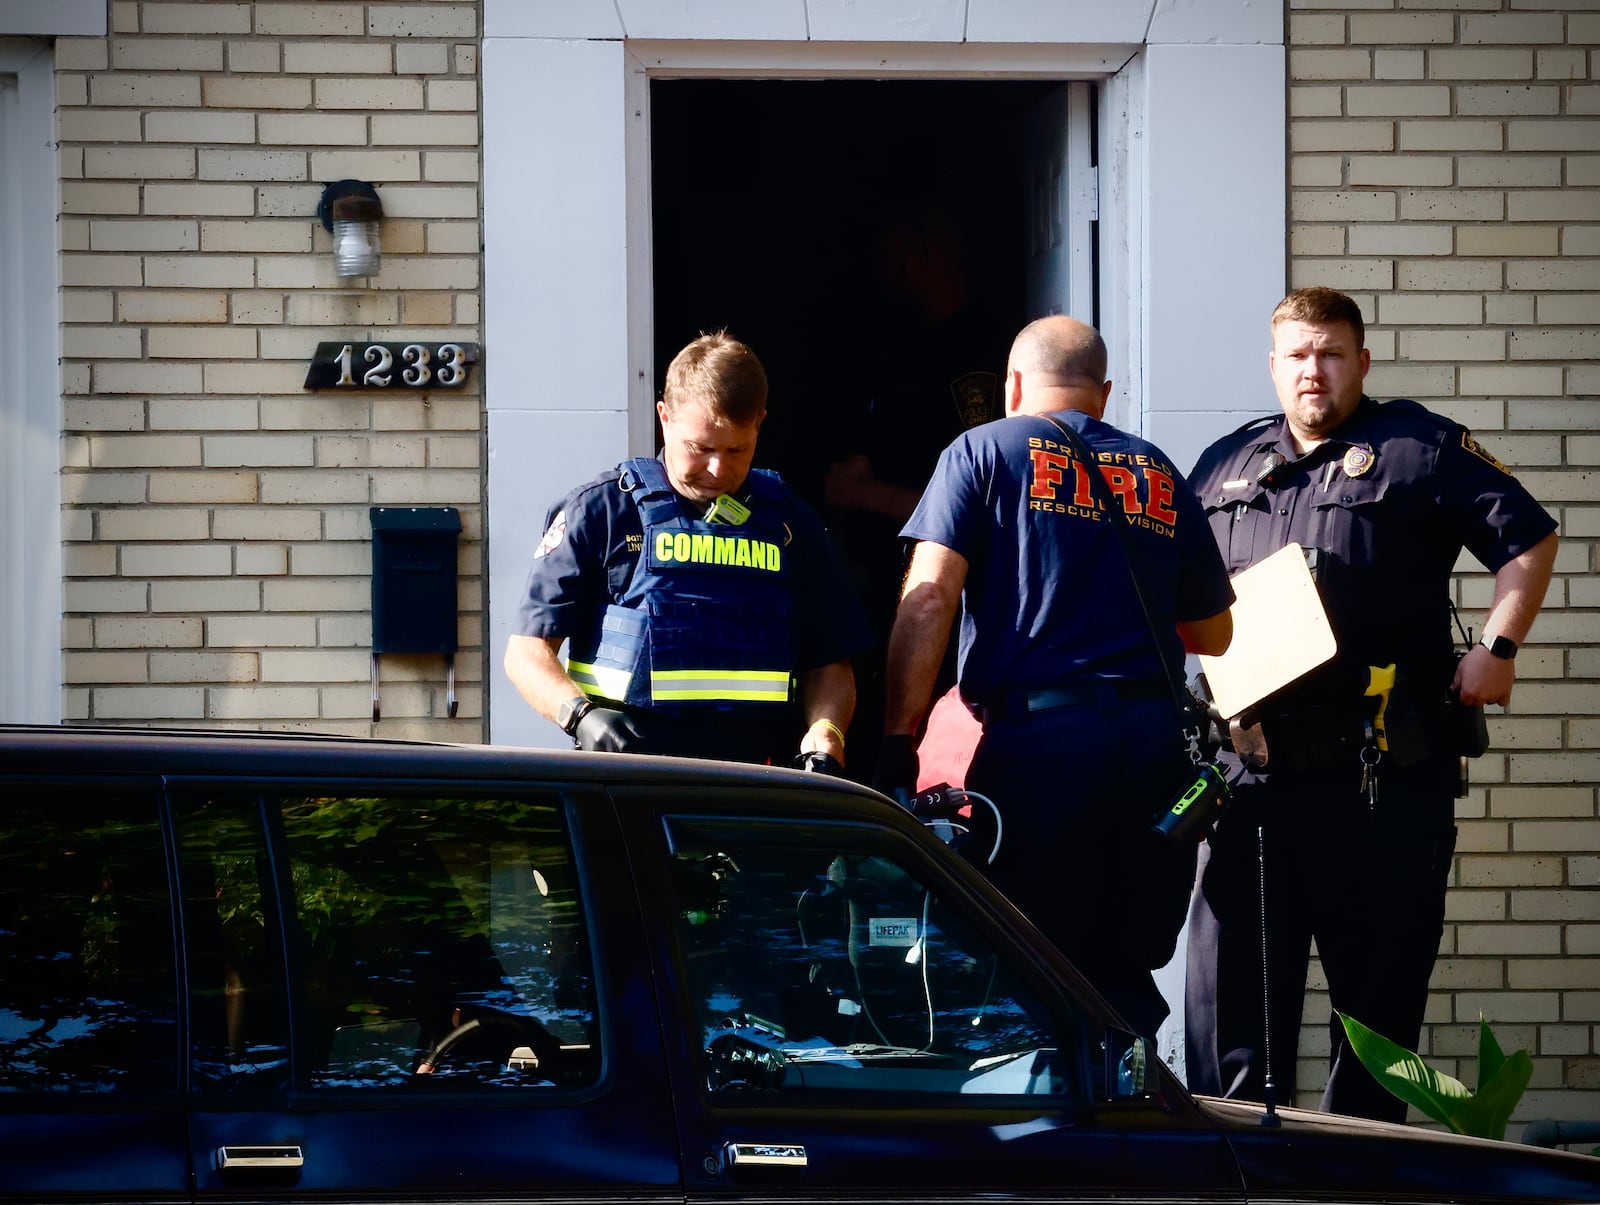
[649,79,1077,508]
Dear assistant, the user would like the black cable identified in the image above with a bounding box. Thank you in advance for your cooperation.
[1257,824,1280,1127]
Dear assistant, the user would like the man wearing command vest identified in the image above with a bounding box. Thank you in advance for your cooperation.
[505,331,871,767]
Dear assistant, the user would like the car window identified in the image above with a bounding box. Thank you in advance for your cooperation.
[0,787,178,1097]
[172,789,598,1095]
[665,825,1076,1099]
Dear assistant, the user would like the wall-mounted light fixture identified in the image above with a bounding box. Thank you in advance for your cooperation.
[317,179,383,278]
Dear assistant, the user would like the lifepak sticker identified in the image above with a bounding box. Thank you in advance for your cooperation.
[1462,432,1511,475]
[869,918,919,947]
[534,509,566,558]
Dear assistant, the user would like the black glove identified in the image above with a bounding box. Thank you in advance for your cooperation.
[795,750,846,776]
[871,735,919,806]
[573,706,646,753]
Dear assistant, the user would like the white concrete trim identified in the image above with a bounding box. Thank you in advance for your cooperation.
[486,0,1281,45]
[626,39,1137,77]
[0,0,105,37]
[0,40,63,722]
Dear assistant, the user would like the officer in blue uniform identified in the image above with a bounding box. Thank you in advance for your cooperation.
[505,332,871,768]
[875,315,1235,1037]
[1183,287,1559,1122]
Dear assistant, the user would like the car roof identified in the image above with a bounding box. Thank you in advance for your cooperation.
[0,722,896,808]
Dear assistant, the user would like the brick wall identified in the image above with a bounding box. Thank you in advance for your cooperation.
[1288,1,1596,1122]
[57,1,483,739]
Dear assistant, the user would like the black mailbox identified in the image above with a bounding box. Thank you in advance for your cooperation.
[369,506,462,722]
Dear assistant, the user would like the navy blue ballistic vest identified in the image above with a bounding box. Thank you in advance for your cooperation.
[566,458,796,710]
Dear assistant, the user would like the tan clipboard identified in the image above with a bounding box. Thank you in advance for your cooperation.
[1198,541,1337,720]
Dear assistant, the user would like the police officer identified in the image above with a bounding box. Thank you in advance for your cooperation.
[823,203,1011,780]
[504,332,871,768]
[875,315,1235,1037]
[1183,287,1559,1122]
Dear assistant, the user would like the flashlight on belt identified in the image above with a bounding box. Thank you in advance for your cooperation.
[1153,762,1231,843]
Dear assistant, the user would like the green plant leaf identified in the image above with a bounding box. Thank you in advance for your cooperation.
[1337,1011,1472,1133]
[1477,1011,1507,1089]
[1453,1048,1533,1142]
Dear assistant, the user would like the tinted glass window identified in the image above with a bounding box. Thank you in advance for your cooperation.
[174,790,598,1095]
[0,787,177,1096]
[667,829,1073,1098]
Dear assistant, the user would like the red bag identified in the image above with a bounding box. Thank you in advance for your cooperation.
[915,686,981,790]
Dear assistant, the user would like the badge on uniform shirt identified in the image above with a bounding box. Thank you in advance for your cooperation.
[949,370,998,430]
[534,509,567,558]
[1461,431,1511,475]
[1342,445,1375,478]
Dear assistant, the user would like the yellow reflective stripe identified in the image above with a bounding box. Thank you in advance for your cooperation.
[566,659,633,703]
[651,669,791,703]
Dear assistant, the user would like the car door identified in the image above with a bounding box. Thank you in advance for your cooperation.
[0,776,188,1205]
[168,778,681,1204]
[615,785,1245,1201]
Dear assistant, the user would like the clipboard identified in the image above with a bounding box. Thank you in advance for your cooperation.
[1198,542,1337,720]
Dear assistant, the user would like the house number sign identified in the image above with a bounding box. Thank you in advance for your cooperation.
[304,341,480,390]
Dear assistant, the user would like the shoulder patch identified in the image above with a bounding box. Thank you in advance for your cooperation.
[1461,432,1511,475]
[950,370,998,429]
[534,509,567,558]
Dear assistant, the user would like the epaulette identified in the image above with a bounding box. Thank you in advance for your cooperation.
[1232,414,1279,435]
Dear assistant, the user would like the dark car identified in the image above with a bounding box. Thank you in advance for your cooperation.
[2,724,1595,1204]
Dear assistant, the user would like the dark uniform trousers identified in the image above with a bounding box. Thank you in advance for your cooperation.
[965,695,1198,1040]
[1184,751,1458,1121]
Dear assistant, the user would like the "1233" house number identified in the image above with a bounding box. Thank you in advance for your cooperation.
[304,341,480,390]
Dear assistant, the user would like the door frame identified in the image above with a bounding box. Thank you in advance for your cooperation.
[0,38,64,723]
[483,32,1285,748]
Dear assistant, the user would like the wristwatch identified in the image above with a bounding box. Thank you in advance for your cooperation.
[1480,634,1518,661]
[557,695,595,735]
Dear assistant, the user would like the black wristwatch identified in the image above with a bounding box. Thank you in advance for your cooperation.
[1480,634,1518,661]
[557,695,595,735]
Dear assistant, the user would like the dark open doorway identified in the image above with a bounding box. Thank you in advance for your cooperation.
[650,78,1062,503]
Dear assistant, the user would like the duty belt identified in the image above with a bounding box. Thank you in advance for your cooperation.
[978,679,1169,724]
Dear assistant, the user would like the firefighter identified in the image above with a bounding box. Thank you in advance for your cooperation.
[875,315,1234,1037]
[505,332,871,768]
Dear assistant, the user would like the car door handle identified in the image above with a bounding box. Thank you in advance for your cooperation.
[725,1142,807,1170]
[217,1146,305,1171]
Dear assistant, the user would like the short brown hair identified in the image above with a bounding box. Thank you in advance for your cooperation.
[1271,287,1366,350]
[662,331,768,425]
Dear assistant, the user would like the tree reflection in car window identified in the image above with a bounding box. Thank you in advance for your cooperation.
[667,834,1075,1099]
[281,794,598,1091]
[0,789,178,1096]
[174,791,600,1094]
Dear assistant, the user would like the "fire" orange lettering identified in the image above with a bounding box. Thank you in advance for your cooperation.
[1030,449,1068,499]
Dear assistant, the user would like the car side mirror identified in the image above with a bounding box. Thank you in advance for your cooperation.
[1098,1027,1156,1101]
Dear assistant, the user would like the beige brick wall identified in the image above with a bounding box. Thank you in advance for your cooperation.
[57,0,483,740]
[1289,1,1596,1125]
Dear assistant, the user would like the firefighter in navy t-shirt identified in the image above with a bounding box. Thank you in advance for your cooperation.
[505,332,871,769]
[875,315,1235,1037]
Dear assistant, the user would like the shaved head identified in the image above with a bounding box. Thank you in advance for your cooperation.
[1008,315,1107,388]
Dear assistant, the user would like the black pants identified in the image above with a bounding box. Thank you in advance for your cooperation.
[622,705,795,766]
[1183,754,1457,1121]
[965,697,1197,1039]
